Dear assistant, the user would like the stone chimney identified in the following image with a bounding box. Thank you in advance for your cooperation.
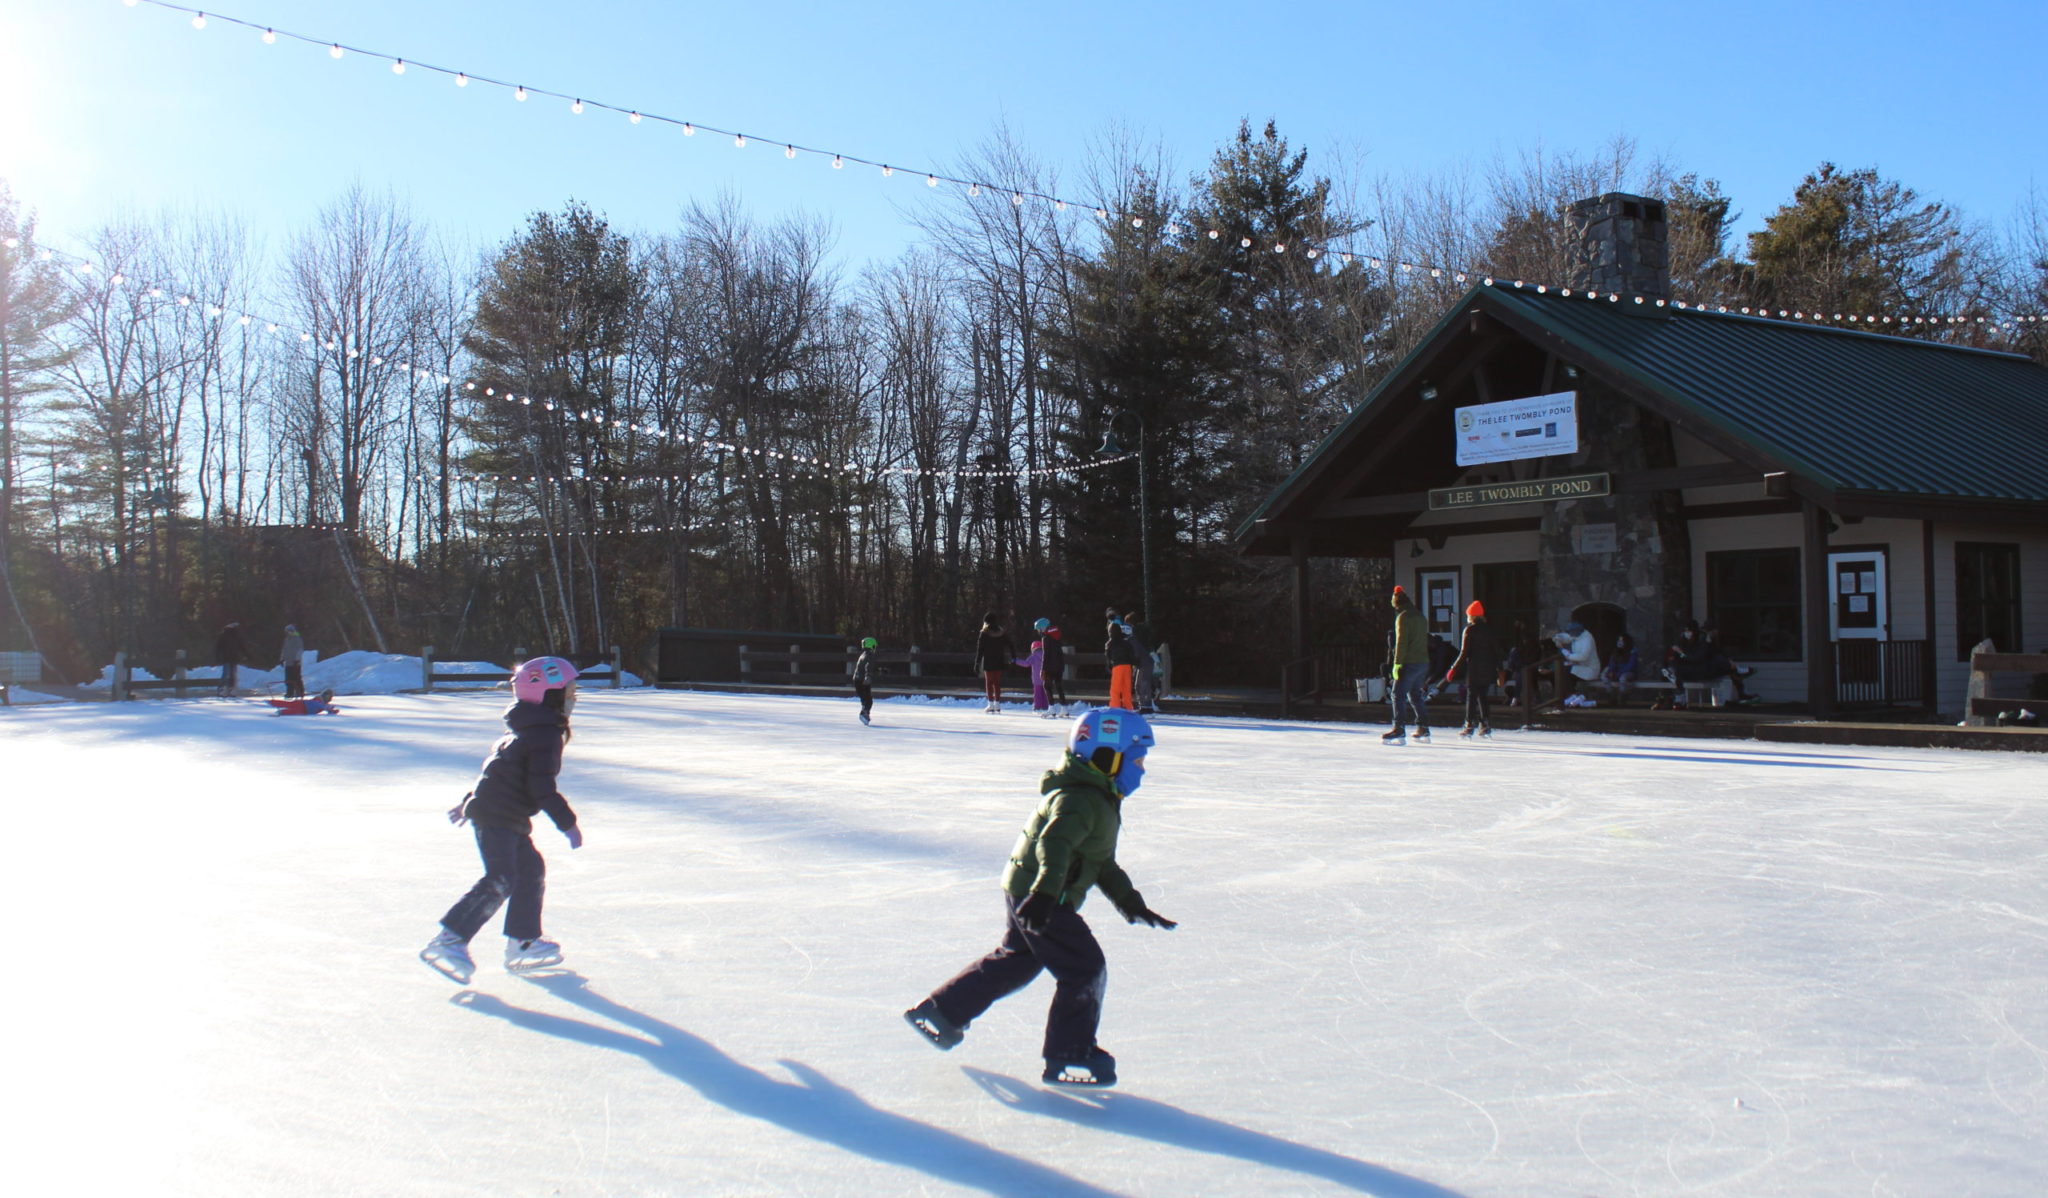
[1564,192,1670,301]
[1535,191,1689,657]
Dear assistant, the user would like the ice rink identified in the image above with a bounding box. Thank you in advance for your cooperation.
[11,688,2045,1196]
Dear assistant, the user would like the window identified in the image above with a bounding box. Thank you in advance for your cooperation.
[1707,548,1803,661]
[1955,542,2022,660]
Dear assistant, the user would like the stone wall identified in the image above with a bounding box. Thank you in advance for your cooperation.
[1564,193,1670,302]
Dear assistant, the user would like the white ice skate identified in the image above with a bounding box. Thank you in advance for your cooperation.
[505,936,564,973]
[420,929,475,984]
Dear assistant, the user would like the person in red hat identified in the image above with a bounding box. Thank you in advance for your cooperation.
[1445,599,1503,738]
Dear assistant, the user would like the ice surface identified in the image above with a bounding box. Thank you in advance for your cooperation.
[10,691,2044,1196]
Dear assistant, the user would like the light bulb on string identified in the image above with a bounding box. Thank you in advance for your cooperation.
[831,155,843,169]
[968,184,979,197]
[455,72,468,87]
[392,59,406,75]
[683,123,695,135]
[734,133,746,148]
[1240,238,1252,248]
[881,165,893,177]
[926,174,937,187]
[515,86,528,101]
[191,13,206,30]
[785,144,796,159]
[571,98,584,114]
[628,111,641,124]
[329,44,343,59]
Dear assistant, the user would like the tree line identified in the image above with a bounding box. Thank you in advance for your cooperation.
[2,127,2042,686]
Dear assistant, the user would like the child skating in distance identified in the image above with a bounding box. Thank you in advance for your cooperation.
[1015,633,1052,717]
[853,636,878,725]
[904,708,1176,1088]
[420,657,584,983]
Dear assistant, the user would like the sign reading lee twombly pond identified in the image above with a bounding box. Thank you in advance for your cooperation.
[1455,390,1579,466]
[1428,472,1611,511]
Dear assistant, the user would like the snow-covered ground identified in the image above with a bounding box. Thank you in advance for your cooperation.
[9,690,2044,1197]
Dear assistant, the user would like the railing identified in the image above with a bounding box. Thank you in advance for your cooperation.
[419,646,626,692]
[1833,638,1928,708]
[1278,644,1377,717]
[737,644,1109,689]
[0,650,44,705]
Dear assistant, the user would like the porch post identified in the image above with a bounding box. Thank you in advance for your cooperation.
[1290,536,1311,661]
[1921,520,1938,710]
[1803,500,1836,718]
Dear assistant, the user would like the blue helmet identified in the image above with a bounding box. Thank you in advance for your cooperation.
[1068,708,1156,794]
[1033,617,1051,632]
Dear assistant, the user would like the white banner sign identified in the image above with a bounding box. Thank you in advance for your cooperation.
[1454,390,1579,466]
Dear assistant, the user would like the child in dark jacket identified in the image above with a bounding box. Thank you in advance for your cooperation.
[1445,601,1502,737]
[904,708,1175,1088]
[1039,620,1069,716]
[974,613,1016,714]
[421,657,584,983]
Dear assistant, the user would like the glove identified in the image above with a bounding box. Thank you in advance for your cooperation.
[564,824,583,850]
[447,793,471,826]
[1114,891,1179,930]
[1016,892,1057,933]
[1445,668,1458,683]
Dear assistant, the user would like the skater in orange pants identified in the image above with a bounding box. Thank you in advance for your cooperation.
[1105,616,1138,710]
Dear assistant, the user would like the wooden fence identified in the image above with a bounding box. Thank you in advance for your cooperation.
[736,644,1118,690]
[1966,642,2048,726]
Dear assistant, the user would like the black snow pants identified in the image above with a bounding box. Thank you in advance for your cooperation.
[440,825,547,942]
[854,681,873,718]
[927,892,1107,1061]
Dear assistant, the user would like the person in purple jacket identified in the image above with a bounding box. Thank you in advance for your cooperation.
[420,657,585,983]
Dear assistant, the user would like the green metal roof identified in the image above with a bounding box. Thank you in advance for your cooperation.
[1482,286,2048,502]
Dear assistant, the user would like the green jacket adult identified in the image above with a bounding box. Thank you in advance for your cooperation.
[1001,751,1138,913]
[1390,591,1429,678]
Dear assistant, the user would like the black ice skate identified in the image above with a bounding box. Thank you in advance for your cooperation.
[903,999,964,1050]
[1380,728,1406,745]
[1042,1047,1116,1088]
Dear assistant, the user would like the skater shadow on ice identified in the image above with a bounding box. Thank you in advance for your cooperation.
[964,1068,1469,1198]
[455,973,1128,1198]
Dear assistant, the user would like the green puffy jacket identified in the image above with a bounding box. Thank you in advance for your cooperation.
[1391,597,1429,675]
[1001,751,1138,911]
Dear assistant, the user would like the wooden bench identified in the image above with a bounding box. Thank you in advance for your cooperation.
[1580,677,1724,708]
[1966,646,2048,727]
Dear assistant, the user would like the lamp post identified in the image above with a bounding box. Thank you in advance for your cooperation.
[1094,411,1152,625]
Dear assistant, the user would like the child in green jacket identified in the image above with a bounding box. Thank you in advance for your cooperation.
[904,709,1175,1087]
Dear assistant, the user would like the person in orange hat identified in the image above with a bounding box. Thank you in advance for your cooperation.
[1445,599,1502,738]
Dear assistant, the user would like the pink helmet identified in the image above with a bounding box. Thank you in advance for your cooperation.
[512,656,579,705]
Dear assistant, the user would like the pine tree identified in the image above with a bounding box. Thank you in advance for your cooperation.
[0,186,74,657]
[1745,163,1987,332]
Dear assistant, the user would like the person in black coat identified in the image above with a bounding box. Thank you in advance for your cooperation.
[974,613,1016,714]
[213,620,246,698]
[421,658,584,983]
[1445,600,1503,737]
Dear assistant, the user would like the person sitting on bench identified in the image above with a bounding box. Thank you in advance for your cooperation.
[1659,621,1758,707]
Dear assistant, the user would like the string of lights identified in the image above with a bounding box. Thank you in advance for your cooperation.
[115,0,2044,332]
[5,236,1140,482]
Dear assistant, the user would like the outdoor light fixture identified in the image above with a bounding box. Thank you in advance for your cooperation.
[1419,383,1439,401]
[1563,364,1581,380]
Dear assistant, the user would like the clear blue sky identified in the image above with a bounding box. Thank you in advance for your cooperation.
[4,0,2042,278]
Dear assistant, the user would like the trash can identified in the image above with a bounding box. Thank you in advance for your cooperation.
[1355,677,1385,702]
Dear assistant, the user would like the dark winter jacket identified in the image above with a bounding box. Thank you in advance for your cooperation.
[1001,751,1138,912]
[460,702,578,837]
[852,648,875,687]
[1042,630,1066,679]
[1105,624,1137,669]
[1127,620,1156,656]
[214,625,246,666]
[974,627,1016,675]
[1448,619,1503,683]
